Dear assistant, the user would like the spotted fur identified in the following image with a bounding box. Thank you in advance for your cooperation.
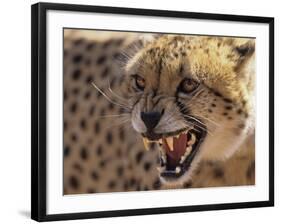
[63,30,255,194]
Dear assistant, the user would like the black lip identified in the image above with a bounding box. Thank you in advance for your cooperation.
[159,120,207,180]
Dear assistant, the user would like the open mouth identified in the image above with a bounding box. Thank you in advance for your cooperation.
[142,123,206,181]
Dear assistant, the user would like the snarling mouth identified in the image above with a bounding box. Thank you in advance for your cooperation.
[142,124,206,181]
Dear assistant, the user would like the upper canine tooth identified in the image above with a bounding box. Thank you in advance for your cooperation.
[142,138,149,151]
[166,137,174,151]
[187,133,196,145]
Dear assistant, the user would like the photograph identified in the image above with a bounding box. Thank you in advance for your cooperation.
[63,29,256,195]
[31,3,274,221]
[1,0,278,223]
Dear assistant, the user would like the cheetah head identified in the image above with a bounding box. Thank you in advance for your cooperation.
[123,35,255,186]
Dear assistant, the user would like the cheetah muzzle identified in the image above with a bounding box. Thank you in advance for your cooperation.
[142,119,206,182]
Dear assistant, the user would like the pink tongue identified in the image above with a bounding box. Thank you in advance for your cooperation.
[162,133,188,165]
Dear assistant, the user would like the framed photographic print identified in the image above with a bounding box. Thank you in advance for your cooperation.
[31,2,274,222]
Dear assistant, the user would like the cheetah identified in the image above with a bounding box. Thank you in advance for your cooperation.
[63,29,255,194]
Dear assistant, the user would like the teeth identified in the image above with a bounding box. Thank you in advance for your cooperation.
[180,156,185,164]
[166,137,174,151]
[185,145,192,155]
[180,146,192,164]
[187,133,196,146]
[159,139,163,144]
[160,148,167,164]
[175,166,181,173]
[142,138,149,151]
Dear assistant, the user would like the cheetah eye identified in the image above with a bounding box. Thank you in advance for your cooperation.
[179,78,199,94]
[132,74,145,91]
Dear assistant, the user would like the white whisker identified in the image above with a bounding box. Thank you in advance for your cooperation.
[183,114,207,128]
[183,120,213,136]
[107,79,128,103]
[110,119,131,128]
[91,82,132,110]
[193,113,220,127]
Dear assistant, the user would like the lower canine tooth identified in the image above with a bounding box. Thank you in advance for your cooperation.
[175,166,181,173]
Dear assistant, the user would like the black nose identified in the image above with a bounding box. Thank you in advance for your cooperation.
[140,111,162,131]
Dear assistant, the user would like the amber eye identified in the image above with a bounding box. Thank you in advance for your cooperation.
[133,74,145,91]
[180,78,199,94]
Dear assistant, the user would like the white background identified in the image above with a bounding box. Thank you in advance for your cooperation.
[0,0,279,223]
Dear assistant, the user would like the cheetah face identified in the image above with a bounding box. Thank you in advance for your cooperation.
[123,35,255,185]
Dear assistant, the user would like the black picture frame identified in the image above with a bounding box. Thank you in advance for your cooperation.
[31,2,274,222]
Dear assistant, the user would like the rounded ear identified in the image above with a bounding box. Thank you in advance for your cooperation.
[234,40,255,72]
